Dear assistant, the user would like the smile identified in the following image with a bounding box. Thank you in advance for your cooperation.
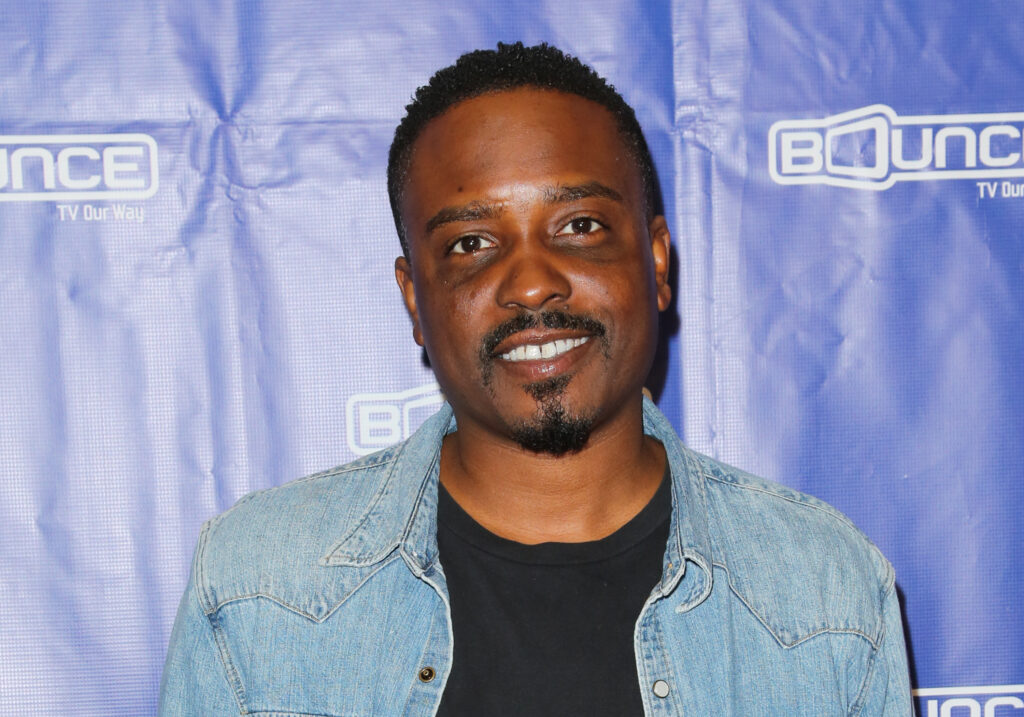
[499,336,591,362]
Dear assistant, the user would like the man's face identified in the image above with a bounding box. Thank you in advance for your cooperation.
[395,88,671,454]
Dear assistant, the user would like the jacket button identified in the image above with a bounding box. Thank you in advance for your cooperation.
[418,666,436,683]
[652,680,670,698]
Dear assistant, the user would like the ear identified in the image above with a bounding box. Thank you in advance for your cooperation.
[394,256,424,346]
[648,215,672,311]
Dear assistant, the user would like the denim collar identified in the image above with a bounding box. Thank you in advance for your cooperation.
[322,397,714,611]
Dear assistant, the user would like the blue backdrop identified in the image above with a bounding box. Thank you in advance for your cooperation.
[1,2,1021,714]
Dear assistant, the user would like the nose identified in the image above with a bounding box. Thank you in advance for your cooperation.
[494,241,572,311]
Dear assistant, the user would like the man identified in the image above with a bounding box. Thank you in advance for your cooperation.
[160,43,911,715]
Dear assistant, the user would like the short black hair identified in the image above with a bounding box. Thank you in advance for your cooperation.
[387,41,659,258]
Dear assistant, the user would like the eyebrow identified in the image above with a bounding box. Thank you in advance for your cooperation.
[543,181,624,204]
[423,181,625,235]
[425,201,502,234]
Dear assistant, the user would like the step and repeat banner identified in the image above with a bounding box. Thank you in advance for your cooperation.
[1,1,1021,714]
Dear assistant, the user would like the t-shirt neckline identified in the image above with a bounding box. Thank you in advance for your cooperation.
[437,466,672,566]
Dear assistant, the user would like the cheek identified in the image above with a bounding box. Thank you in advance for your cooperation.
[451,287,484,317]
[573,261,655,313]
[415,283,490,356]
[575,265,659,351]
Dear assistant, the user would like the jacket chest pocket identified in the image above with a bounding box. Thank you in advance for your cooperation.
[209,572,450,715]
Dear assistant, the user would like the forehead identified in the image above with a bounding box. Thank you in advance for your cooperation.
[400,88,644,235]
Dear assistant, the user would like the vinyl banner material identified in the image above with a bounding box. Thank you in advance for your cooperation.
[0,1,1021,714]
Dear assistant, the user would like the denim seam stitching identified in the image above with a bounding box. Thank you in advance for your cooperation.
[207,608,250,714]
[397,594,449,716]
[293,450,396,483]
[397,440,444,575]
[704,473,865,536]
[634,624,655,715]
[204,554,400,619]
[201,454,401,566]
[322,456,405,562]
[243,711,343,716]
[668,442,714,594]
[635,605,668,714]
[714,560,881,649]
[196,518,221,614]
[848,582,888,716]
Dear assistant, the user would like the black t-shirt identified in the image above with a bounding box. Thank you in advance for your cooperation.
[435,471,671,717]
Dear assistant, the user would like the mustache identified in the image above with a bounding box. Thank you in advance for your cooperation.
[479,310,608,360]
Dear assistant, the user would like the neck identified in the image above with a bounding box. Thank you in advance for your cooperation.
[439,399,666,544]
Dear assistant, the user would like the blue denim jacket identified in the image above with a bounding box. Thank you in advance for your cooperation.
[160,398,911,715]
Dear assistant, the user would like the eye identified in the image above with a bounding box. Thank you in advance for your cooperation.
[448,234,496,254]
[555,217,604,236]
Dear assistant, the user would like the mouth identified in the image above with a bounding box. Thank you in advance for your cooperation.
[499,336,591,362]
[478,310,608,386]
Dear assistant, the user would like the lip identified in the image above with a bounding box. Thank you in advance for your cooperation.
[490,329,595,380]
[490,329,593,358]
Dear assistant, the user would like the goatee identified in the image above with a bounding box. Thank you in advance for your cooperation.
[478,309,608,455]
[510,376,594,455]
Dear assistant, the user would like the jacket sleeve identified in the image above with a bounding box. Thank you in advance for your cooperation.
[854,581,914,716]
[158,560,240,715]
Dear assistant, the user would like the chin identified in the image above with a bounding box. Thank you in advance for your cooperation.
[508,395,596,456]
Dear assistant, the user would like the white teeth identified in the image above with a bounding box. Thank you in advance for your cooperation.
[500,336,590,362]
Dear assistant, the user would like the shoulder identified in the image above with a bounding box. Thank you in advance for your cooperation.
[204,447,400,552]
[190,446,405,618]
[690,450,894,648]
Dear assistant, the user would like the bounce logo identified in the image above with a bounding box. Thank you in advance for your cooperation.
[0,134,158,201]
[346,382,444,456]
[769,105,1024,189]
[914,684,1024,716]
